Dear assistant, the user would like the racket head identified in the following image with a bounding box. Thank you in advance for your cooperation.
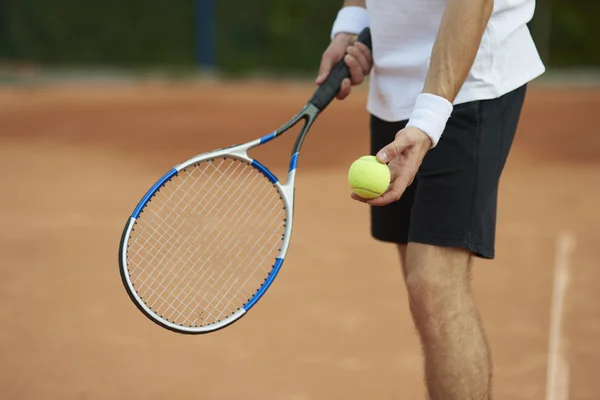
[119,146,293,334]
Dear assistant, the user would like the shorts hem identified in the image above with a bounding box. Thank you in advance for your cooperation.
[371,230,495,260]
[409,231,495,260]
[371,229,408,246]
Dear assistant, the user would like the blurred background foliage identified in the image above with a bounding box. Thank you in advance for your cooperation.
[0,0,597,76]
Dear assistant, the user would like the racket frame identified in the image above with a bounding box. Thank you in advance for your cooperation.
[119,104,319,334]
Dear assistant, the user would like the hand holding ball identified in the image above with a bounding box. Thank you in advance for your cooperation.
[348,155,391,199]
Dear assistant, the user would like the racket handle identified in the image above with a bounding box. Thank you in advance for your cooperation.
[309,27,372,112]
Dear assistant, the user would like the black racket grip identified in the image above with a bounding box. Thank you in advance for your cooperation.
[309,27,372,112]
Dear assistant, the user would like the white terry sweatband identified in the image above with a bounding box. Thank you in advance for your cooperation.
[406,93,454,148]
[330,6,369,41]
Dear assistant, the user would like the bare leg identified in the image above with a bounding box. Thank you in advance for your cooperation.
[402,242,492,399]
[397,244,408,278]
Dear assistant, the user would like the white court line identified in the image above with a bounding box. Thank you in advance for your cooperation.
[545,231,576,400]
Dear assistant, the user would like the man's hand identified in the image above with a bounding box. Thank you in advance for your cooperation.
[351,127,432,206]
[316,33,372,100]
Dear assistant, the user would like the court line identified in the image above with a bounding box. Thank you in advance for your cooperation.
[545,231,576,400]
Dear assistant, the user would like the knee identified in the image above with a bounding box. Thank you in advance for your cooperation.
[405,266,447,322]
[404,243,471,321]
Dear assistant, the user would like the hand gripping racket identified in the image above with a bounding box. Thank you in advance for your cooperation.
[119,28,372,334]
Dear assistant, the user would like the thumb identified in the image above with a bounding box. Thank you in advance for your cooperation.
[315,66,331,85]
[316,55,334,84]
[376,135,409,163]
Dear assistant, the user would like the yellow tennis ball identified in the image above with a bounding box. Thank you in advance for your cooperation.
[348,155,391,199]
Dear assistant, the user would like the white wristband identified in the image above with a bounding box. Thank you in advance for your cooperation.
[406,93,454,148]
[330,6,369,41]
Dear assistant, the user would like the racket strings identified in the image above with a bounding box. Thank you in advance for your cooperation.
[200,204,286,324]
[134,160,273,322]
[131,159,243,273]
[132,161,280,326]
[156,173,283,325]
[131,160,256,291]
[126,157,286,327]
[136,162,259,300]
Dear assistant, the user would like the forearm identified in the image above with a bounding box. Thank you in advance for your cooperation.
[343,0,365,7]
[423,0,494,102]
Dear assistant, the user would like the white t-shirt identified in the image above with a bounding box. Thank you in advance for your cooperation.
[363,0,546,122]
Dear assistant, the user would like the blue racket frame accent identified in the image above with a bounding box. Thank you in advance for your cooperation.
[289,152,299,171]
[243,258,284,311]
[250,159,278,183]
[131,168,178,219]
[259,131,276,144]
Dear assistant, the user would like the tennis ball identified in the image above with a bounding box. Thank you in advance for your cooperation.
[348,155,391,199]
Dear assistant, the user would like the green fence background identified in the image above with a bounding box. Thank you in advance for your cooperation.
[0,0,597,76]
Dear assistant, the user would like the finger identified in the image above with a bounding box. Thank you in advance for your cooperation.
[375,134,411,163]
[353,42,373,68]
[344,54,365,85]
[347,45,370,75]
[336,78,351,100]
[367,174,412,206]
[350,193,369,203]
[316,52,335,85]
[368,159,418,206]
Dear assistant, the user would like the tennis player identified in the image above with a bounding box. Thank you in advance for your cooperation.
[317,0,545,398]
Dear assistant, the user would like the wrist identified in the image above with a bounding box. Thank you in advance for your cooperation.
[330,6,369,41]
[406,93,453,148]
[332,32,356,44]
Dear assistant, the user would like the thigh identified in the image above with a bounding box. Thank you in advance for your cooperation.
[408,85,527,259]
[369,114,416,244]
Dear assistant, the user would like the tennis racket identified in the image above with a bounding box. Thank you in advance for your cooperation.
[119,28,372,334]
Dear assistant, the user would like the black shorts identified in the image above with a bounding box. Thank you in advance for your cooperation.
[370,84,527,259]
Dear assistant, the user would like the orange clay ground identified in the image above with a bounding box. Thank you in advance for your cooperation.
[0,80,599,399]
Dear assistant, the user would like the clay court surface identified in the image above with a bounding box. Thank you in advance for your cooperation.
[0,80,599,399]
